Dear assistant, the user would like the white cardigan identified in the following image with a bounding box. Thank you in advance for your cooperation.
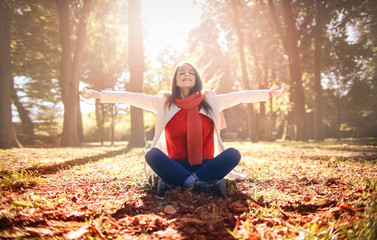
[100,90,270,180]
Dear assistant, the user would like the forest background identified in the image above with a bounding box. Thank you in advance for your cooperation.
[1,0,377,149]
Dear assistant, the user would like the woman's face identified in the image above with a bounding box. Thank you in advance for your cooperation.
[175,64,196,90]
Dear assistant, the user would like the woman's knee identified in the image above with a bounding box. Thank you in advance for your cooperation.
[225,147,241,164]
[145,147,162,165]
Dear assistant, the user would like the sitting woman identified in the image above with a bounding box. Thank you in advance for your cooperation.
[82,61,285,197]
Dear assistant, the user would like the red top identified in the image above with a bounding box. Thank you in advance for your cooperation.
[165,109,215,160]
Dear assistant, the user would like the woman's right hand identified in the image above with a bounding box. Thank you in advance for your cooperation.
[82,88,100,99]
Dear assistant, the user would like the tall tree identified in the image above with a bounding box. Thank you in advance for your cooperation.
[55,0,91,146]
[0,2,22,148]
[350,0,377,136]
[127,0,145,147]
[268,0,311,141]
[230,0,259,142]
[314,0,324,141]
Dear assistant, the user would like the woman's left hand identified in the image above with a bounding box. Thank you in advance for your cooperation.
[270,83,285,97]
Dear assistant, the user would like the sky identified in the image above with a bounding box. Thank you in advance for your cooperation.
[141,0,203,62]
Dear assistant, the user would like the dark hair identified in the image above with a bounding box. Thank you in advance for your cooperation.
[167,61,212,115]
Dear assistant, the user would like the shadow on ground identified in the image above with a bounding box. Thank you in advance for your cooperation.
[24,145,133,175]
[107,181,254,239]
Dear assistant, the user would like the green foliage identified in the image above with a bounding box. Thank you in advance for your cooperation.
[143,48,180,95]
[11,1,61,107]
[83,0,128,91]
[188,18,235,94]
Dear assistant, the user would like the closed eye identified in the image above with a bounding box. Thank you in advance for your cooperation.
[178,71,195,76]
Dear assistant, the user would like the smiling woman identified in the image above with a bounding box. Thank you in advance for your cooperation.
[141,0,203,61]
[82,59,285,197]
[176,64,196,95]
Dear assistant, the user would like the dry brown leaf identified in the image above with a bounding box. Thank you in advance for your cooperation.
[164,205,177,215]
[247,199,261,209]
[24,227,54,237]
[64,225,90,240]
[179,217,205,224]
[91,221,105,239]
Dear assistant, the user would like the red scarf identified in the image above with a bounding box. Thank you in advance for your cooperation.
[175,92,206,165]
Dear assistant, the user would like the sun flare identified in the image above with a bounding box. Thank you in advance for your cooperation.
[141,0,203,61]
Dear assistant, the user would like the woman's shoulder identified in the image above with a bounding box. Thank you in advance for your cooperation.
[203,89,217,101]
[158,90,171,98]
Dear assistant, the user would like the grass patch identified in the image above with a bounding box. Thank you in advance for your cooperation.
[344,198,377,240]
[0,169,40,190]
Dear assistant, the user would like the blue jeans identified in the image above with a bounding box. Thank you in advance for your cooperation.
[145,147,241,187]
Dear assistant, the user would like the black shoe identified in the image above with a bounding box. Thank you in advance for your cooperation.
[213,179,227,197]
[156,178,166,197]
[193,179,227,197]
[156,178,176,197]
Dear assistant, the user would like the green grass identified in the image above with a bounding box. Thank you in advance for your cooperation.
[0,169,40,190]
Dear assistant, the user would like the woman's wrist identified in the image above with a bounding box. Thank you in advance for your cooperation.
[94,91,100,99]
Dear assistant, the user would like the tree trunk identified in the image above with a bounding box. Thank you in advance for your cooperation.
[0,3,22,149]
[269,67,277,141]
[101,104,105,145]
[10,79,34,136]
[268,0,308,141]
[95,99,102,142]
[56,0,91,146]
[314,0,324,141]
[286,46,306,141]
[77,101,84,141]
[231,0,258,142]
[127,0,145,147]
[336,92,341,141]
[110,104,115,145]
[73,0,90,143]
[249,34,266,140]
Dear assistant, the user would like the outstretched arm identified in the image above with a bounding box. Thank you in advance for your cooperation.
[214,84,286,111]
[81,88,163,113]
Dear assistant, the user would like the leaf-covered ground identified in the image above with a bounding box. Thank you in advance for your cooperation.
[0,139,376,239]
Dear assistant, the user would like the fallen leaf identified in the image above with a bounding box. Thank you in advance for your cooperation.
[164,205,177,215]
[91,221,105,239]
[64,225,90,240]
[246,199,260,209]
[24,227,54,237]
[179,217,205,224]
[230,201,248,212]
[256,196,265,205]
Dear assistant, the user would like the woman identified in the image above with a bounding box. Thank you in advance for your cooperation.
[82,61,284,197]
